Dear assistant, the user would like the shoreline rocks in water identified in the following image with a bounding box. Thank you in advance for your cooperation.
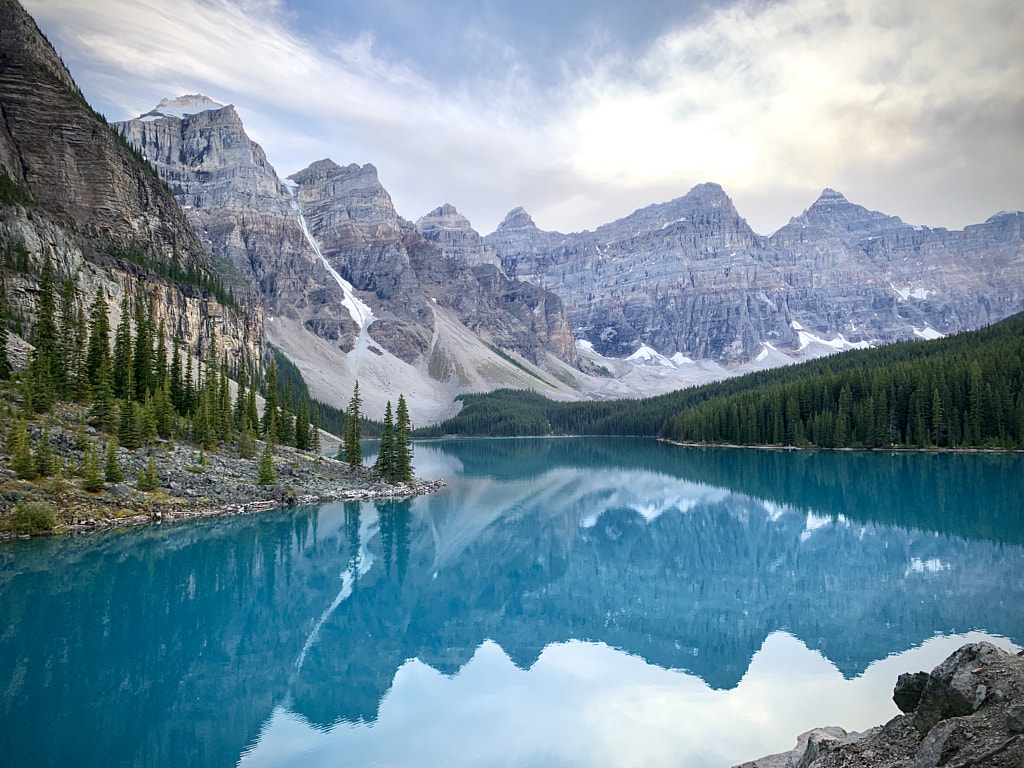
[734,642,1024,768]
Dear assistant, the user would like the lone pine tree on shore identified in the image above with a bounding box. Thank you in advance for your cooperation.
[340,382,362,468]
[394,395,412,483]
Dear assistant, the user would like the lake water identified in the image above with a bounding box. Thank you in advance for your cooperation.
[1,438,1022,768]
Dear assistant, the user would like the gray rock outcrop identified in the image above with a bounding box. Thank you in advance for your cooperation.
[416,203,503,269]
[735,642,1024,768]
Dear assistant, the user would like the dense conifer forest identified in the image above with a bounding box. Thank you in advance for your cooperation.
[417,312,1024,449]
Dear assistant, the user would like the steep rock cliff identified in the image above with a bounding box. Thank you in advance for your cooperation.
[289,160,578,367]
[117,98,357,351]
[0,0,261,369]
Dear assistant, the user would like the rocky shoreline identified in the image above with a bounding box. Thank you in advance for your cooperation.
[735,642,1024,768]
[52,473,448,539]
[0,402,446,541]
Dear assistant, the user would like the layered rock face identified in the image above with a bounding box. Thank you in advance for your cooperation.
[488,184,1024,362]
[0,0,260,368]
[117,99,358,351]
[289,159,578,367]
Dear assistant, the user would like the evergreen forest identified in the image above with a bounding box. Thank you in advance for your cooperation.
[418,312,1024,449]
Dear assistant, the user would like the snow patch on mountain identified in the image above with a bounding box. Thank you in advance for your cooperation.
[289,194,375,330]
[791,321,873,352]
[891,284,935,301]
[139,94,224,121]
[626,344,677,368]
[912,326,945,340]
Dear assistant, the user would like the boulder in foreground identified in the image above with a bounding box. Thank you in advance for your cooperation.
[735,642,1024,768]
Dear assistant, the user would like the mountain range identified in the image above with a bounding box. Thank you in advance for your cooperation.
[115,93,1024,421]
[1,0,1022,425]
[118,97,583,423]
[488,185,1024,363]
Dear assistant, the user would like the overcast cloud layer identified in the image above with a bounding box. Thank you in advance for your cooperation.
[24,0,1024,235]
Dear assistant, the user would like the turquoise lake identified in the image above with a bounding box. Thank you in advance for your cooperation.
[1,438,1023,767]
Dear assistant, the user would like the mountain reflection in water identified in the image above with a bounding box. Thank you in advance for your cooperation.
[1,438,1021,768]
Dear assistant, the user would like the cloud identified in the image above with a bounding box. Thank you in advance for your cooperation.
[565,0,1024,224]
[23,0,1024,234]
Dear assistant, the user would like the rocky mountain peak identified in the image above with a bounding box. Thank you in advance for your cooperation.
[288,159,401,246]
[117,97,287,211]
[495,206,541,233]
[814,187,849,205]
[787,188,906,236]
[416,203,471,231]
[287,158,344,186]
[288,161,386,201]
[687,181,733,207]
[416,204,502,269]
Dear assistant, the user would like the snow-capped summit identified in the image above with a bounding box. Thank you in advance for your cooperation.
[138,94,225,121]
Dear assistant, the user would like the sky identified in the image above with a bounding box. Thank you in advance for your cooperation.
[23,0,1024,235]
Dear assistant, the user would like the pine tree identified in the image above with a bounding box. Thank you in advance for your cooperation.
[89,354,117,433]
[234,364,248,430]
[294,399,310,450]
[34,430,56,477]
[393,394,413,482]
[81,444,104,492]
[342,382,362,468]
[310,404,321,452]
[56,278,76,398]
[104,440,124,483]
[262,359,278,438]
[218,362,231,442]
[246,384,258,436]
[374,401,395,481]
[256,438,276,485]
[27,252,58,411]
[277,406,294,446]
[111,293,133,401]
[153,321,168,392]
[238,424,256,459]
[152,384,175,439]
[72,302,90,400]
[139,393,158,444]
[9,418,36,479]
[85,287,110,384]
[192,393,210,449]
[169,337,184,412]
[183,352,197,416]
[118,399,142,450]
[136,453,159,492]
[132,292,153,401]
